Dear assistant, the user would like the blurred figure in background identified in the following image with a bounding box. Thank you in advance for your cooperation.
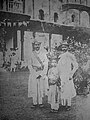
[10,52,16,72]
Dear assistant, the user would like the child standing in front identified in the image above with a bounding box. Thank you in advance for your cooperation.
[48,59,60,112]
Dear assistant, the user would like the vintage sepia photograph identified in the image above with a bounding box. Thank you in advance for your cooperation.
[1,0,90,120]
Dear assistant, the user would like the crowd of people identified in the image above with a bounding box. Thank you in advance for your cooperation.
[28,40,78,113]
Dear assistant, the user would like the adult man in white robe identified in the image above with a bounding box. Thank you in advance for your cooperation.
[58,44,78,110]
[28,40,49,108]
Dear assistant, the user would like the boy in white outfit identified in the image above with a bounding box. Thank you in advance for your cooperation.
[48,59,60,112]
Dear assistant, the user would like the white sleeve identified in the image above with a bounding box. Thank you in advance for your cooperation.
[71,55,78,74]
[27,54,33,71]
[40,54,48,76]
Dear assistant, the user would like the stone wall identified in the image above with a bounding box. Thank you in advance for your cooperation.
[24,0,90,27]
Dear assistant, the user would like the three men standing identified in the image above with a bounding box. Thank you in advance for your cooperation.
[28,40,78,111]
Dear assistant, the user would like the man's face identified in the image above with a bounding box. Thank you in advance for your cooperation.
[60,50,66,54]
[34,44,41,51]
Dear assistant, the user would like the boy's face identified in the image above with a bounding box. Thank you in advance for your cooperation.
[51,60,57,67]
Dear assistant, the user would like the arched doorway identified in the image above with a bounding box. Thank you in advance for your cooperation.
[54,12,58,22]
[39,9,44,20]
[80,11,89,27]
[62,9,80,25]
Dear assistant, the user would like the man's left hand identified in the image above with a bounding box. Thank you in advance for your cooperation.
[37,75,42,79]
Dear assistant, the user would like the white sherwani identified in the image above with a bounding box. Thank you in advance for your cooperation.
[28,50,48,105]
[58,51,78,106]
[48,66,60,110]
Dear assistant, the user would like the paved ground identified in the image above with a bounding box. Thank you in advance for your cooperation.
[0,68,90,120]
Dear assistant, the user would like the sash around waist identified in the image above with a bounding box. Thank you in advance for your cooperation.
[32,65,43,72]
[32,65,41,68]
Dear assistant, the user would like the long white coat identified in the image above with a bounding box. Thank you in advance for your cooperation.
[28,50,49,99]
[58,51,78,100]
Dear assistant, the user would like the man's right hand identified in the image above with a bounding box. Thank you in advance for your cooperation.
[32,65,42,71]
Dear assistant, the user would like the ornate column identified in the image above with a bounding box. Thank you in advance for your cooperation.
[21,30,24,61]
[6,0,8,11]
[79,10,81,25]
[49,0,51,21]
[89,13,90,27]
[49,34,51,52]
[32,0,35,19]
[13,29,17,50]
[23,0,25,13]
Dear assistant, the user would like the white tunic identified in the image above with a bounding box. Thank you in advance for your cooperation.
[28,50,48,98]
[58,51,78,99]
[48,66,60,110]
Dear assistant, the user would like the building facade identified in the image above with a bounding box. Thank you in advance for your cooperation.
[1,0,90,26]
[0,0,90,67]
